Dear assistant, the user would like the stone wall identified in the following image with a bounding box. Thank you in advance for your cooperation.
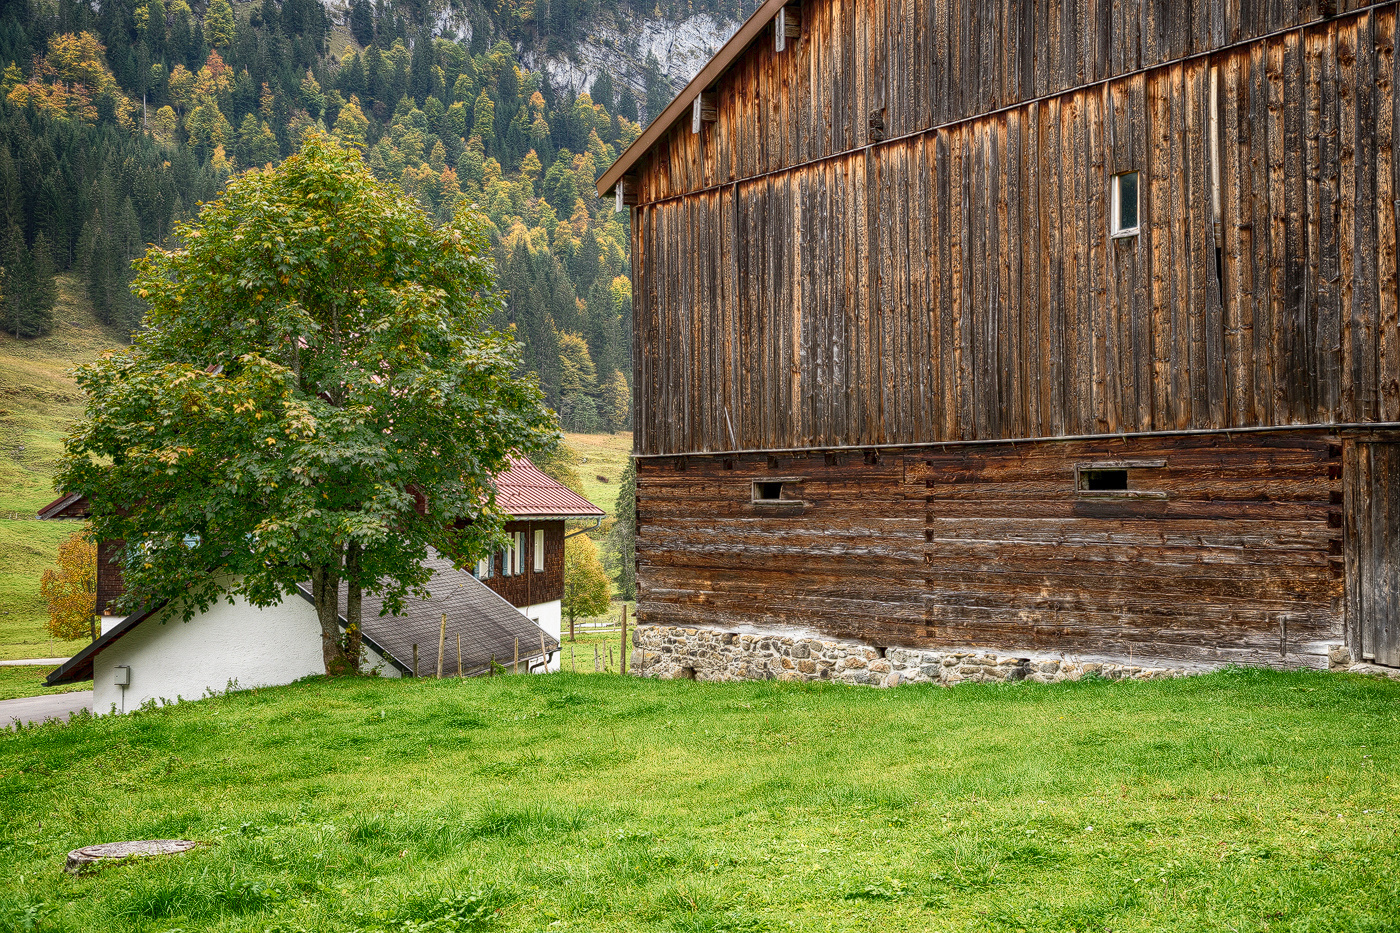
[630,624,1196,686]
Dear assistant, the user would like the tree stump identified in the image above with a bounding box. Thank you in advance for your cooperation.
[65,839,199,873]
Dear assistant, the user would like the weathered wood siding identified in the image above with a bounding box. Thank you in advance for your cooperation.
[633,4,1400,455]
[640,0,1383,198]
[636,432,1344,667]
[1344,438,1400,664]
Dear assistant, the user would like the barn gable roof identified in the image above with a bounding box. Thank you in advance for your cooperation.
[597,0,790,199]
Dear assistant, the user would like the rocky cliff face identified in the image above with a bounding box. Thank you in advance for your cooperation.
[528,11,742,102]
[319,0,743,108]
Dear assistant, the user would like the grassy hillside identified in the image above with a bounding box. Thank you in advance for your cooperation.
[1,670,1398,931]
[0,276,122,661]
[562,430,633,517]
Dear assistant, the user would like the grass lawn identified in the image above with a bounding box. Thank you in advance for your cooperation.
[0,664,88,702]
[2,669,1397,932]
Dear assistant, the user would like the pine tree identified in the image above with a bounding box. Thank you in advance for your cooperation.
[590,70,615,113]
[0,223,34,338]
[643,53,669,124]
[349,0,374,47]
[604,456,636,599]
[26,230,58,337]
[558,330,599,432]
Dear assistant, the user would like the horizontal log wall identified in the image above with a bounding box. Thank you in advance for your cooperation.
[633,5,1400,455]
[641,0,1378,200]
[635,431,1344,668]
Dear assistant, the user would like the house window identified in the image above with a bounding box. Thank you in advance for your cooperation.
[534,529,545,572]
[514,531,526,575]
[502,540,513,577]
[476,555,493,579]
[1111,172,1139,237]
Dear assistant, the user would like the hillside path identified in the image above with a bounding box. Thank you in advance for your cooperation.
[0,692,92,726]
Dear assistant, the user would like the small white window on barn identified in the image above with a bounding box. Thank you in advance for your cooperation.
[534,528,545,572]
[1111,172,1140,238]
[514,531,527,575]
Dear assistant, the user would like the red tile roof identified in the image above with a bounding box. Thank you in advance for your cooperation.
[495,457,606,519]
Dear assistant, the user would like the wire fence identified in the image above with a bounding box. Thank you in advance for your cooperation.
[0,510,37,521]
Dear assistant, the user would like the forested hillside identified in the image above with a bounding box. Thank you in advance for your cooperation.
[0,0,747,431]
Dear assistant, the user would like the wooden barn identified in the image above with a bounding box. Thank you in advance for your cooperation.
[599,0,1400,679]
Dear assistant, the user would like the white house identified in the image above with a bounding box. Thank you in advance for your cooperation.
[40,457,606,712]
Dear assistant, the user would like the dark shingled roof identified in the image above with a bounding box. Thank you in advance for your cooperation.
[297,552,560,676]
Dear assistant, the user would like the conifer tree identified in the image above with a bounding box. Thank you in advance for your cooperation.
[205,0,236,48]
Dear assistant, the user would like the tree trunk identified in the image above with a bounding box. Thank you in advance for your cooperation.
[311,561,342,674]
[344,542,363,675]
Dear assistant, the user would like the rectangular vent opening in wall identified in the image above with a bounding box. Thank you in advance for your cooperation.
[753,481,785,502]
[1074,459,1168,500]
[751,477,805,506]
[1080,469,1128,491]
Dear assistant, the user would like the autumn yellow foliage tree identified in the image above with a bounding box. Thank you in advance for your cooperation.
[40,531,97,642]
[6,32,135,127]
[563,534,611,642]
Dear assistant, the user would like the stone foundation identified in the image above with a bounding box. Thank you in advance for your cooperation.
[629,624,1193,686]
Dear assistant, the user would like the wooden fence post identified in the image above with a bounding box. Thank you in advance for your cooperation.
[620,603,628,675]
[436,613,447,679]
[594,644,600,672]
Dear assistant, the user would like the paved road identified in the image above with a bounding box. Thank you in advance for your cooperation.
[0,691,93,726]
[0,658,68,667]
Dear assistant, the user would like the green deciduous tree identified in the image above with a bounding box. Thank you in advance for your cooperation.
[57,134,557,675]
[205,0,236,48]
[563,533,610,641]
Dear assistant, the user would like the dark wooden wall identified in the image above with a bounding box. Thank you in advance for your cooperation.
[632,2,1400,455]
[636,431,1344,667]
[98,538,126,615]
[478,520,565,608]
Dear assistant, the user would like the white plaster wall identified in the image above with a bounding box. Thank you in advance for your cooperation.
[92,595,325,714]
[99,616,126,636]
[523,599,562,672]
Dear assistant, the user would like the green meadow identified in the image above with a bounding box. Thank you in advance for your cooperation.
[1,668,1397,932]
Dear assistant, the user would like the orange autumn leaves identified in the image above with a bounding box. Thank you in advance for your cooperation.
[40,530,97,642]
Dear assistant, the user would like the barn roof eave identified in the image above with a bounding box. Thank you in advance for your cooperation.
[596,0,792,199]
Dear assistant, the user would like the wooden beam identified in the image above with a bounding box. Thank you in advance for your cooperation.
[775,3,801,53]
[614,175,638,212]
[692,91,718,134]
